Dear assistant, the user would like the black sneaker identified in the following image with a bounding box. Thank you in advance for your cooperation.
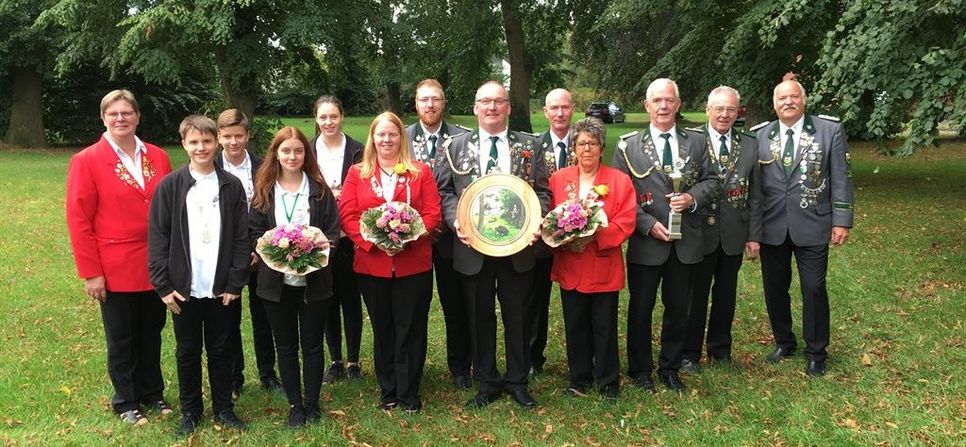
[346,363,362,380]
[322,362,346,384]
[261,376,283,392]
[175,414,200,438]
[214,410,248,431]
[304,403,322,422]
[287,405,306,428]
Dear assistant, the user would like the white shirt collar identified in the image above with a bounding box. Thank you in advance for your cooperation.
[707,125,732,145]
[478,128,508,144]
[649,124,677,140]
[780,116,805,136]
[549,130,569,149]
[420,122,442,139]
[275,173,309,196]
[189,166,218,183]
[221,150,250,170]
[104,132,146,156]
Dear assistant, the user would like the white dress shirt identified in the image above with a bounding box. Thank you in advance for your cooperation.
[186,168,221,299]
[378,168,399,203]
[274,174,311,287]
[649,124,681,167]
[317,134,346,189]
[478,128,511,175]
[707,126,733,155]
[549,131,570,168]
[105,132,148,188]
[221,151,254,206]
[780,116,805,156]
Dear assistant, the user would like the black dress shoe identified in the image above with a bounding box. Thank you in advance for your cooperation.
[632,375,655,392]
[261,376,283,392]
[680,358,701,374]
[401,401,422,414]
[658,373,686,391]
[599,384,620,400]
[322,362,346,384]
[287,405,306,428]
[378,401,398,411]
[509,390,537,409]
[214,410,248,431]
[453,375,473,390]
[466,391,501,409]
[175,414,200,438]
[563,384,589,397]
[765,346,796,364]
[304,403,322,422]
[346,363,363,380]
[805,360,827,377]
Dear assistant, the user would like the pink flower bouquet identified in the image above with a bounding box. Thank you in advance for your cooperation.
[541,195,609,249]
[255,224,330,275]
[359,201,427,253]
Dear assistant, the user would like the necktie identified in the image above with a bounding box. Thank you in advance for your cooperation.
[556,141,567,169]
[718,135,729,162]
[486,136,499,174]
[660,133,673,173]
[782,128,795,178]
[428,135,438,160]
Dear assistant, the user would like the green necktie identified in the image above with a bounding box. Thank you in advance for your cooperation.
[660,133,673,173]
[719,135,729,161]
[782,128,795,178]
[486,136,499,174]
[557,141,567,169]
[428,134,438,160]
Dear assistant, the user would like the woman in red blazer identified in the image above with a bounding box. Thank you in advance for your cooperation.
[339,111,441,412]
[548,118,636,400]
[65,89,173,424]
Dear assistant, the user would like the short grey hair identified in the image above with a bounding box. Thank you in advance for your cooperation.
[572,117,607,148]
[707,86,741,104]
[645,78,680,101]
[100,89,139,116]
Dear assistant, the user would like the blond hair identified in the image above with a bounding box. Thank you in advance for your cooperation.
[359,112,419,180]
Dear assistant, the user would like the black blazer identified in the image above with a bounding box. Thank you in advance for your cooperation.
[148,164,250,299]
[309,133,363,185]
[249,178,341,302]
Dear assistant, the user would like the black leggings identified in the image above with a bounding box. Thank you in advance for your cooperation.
[263,285,328,407]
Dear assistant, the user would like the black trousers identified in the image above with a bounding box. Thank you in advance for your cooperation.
[684,245,743,361]
[171,298,235,416]
[100,290,166,413]
[325,241,362,363]
[263,285,328,407]
[359,272,432,408]
[561,288,620,391]
[626,247,693,378]
[229,273,278,387]
[526,256,553,370]
[761,235,830,362]
[461,257,532,394]
[433,247,472,377]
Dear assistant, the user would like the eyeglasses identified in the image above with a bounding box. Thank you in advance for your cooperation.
[475,98,509,107]
[710,106,739,115]
[417,97,444,104]
[105,111,136,120]
[575,141,602,150]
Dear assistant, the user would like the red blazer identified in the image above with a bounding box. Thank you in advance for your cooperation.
[66,135,172,292]
[549,165,636,293]
[339,162,441,278]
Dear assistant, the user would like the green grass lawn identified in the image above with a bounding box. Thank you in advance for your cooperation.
[0,120,963,446]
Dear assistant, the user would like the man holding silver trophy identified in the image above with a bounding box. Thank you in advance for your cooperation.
[612,78,719,391]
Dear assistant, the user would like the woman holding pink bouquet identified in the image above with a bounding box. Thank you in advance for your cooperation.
[339,112,441,413]
[546,118,636,400]
[250,127,340,427]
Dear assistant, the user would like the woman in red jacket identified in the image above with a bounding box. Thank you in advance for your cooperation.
[339,112,441,413]
[65,89,173,424]
[548,118,636,400]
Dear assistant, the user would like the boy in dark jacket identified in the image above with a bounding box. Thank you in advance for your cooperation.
[148,115,250,438]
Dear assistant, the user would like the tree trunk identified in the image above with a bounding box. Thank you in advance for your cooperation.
[499,0,532,133]
[386,81,403,115]
[4,66,46,148]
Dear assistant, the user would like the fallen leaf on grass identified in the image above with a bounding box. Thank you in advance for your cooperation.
[842,418,860,430]
[545,424,553,434]
[59,385,71,396]
[862,353,873,366]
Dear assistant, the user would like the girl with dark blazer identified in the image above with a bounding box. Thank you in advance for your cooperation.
[339,112,441,412]
[311,96,367,384]
[250,127,340,428]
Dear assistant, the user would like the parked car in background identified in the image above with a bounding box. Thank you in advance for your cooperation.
[586,101,626,124]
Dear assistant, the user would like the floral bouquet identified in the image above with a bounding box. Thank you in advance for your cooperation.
[541,184,610,249]
[255,224,330,275]
[359,201,427,254]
